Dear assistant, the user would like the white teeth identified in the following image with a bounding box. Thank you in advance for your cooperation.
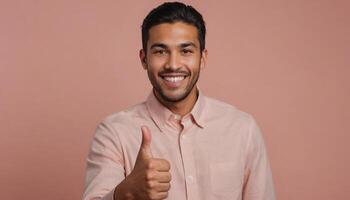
[163,76,185,82]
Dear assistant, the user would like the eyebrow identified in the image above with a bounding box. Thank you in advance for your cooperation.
[150,43,168,50]
[180,42,197,48]
[150,42,198,50]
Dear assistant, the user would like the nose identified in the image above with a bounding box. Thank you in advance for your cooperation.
[165,52,181,70]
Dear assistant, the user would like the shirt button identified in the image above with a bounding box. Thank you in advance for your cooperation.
[187,175,194,183]
[174,114,181,120]
[181,134,186,139]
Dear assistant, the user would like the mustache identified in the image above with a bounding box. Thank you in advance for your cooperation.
[159,68,190,76]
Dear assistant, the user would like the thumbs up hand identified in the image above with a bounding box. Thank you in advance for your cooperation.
[114,126,172,200]
[136,126,154,161]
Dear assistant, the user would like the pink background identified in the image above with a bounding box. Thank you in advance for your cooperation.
[1,0,349,199]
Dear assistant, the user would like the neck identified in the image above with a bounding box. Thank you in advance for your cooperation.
[154,87,198,117]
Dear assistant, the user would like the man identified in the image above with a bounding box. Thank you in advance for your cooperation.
[83,2,275,200]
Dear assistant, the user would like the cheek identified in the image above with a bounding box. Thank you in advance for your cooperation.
[148,56,167,70]
[183,57,201,70]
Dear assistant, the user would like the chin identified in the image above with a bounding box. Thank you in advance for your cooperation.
[159,89,189,103]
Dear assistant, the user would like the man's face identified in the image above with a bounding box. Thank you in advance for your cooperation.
[140,22,207,103]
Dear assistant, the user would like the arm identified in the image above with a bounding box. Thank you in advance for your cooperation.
[83,121,125,200]
[83,123,171,200]
[242,117,276,200]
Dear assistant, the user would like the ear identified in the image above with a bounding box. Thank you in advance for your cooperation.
[139,49,147,70]
[200,49,208,69]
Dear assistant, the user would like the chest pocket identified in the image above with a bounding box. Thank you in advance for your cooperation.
[209,162,243,197]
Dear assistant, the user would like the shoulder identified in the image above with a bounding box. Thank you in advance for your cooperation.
[99,101,149,131]
[203,96,254,125]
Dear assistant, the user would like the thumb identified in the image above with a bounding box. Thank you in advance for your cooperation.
[137,125,153,160]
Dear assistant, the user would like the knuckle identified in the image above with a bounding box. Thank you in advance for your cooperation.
[159,192,168,199]
[146,180,156,189]
[166,183,171,190]
[146,190,153,198]
[164,192,169,198]
[149,191,158,200]
[167,172,172,181]
[164,159,171,169]
[146,171,154,180]
[147,160,155,169]
[161,172,171,182]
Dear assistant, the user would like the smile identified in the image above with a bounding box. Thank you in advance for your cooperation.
[162,76,186,82]
[160,74,188,88]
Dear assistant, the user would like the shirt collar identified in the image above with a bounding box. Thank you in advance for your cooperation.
[146,88,205,132]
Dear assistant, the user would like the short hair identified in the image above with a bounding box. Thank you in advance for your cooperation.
[141,2,206,53]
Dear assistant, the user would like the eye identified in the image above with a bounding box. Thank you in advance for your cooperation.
[153,49,167,55]
[182,49,193,55]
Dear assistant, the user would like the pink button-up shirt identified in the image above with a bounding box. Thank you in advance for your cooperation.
[83,90,275,200]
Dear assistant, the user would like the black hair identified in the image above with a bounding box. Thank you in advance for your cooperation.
[141,2,206,53]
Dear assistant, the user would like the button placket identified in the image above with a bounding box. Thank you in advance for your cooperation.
[179,121,197,200]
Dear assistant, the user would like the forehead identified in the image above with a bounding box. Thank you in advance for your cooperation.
[147,22,199,48]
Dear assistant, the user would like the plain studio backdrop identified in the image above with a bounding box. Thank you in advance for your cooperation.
[1,0,349,199]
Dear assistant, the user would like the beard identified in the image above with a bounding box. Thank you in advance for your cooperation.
[147,65,201,103]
